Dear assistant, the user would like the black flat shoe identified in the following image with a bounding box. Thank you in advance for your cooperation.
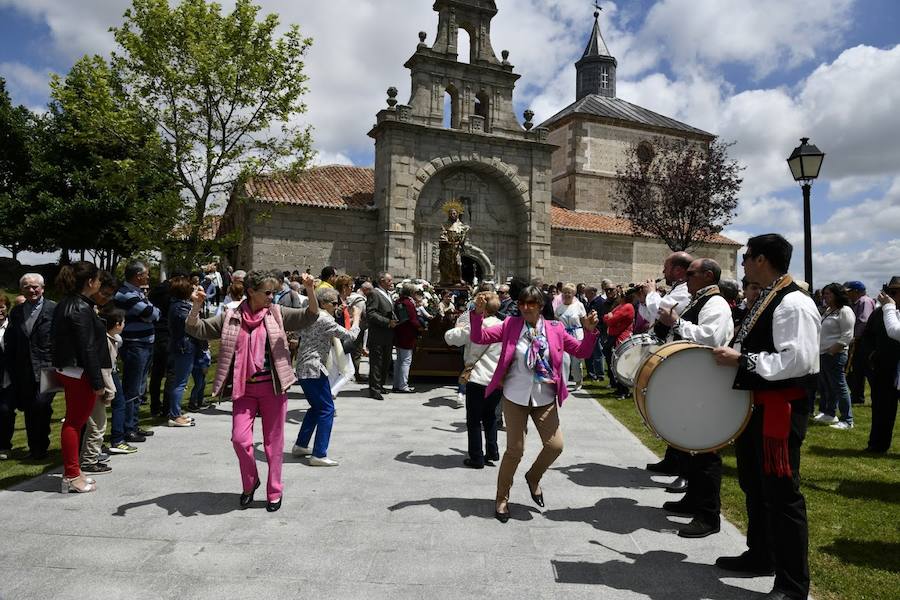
[666,476,688,493]
[646,459,679,475]
[463,458,484,469]
[266,497,282,512]
[494,510,510,523]
[525,474,545,508]
[239,479,260,508]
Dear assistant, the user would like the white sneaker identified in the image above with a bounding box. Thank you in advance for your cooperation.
[830,421,854,430]
[813,413,838,424]
[454,392,465,409]
[309,456,339,467]
[292,445,312,457]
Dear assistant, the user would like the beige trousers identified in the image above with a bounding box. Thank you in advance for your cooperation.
[496,397,563,504]
[80,397,108,464]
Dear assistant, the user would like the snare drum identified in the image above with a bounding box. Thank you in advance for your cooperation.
[633,341,752,453]
[612,334,660,388]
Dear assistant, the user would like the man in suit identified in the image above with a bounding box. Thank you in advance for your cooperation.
[366,272,397,400]
[3,273,57,459]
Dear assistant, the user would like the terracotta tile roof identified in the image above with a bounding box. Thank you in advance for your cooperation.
[242,165,375,210]
[551,206,740,246]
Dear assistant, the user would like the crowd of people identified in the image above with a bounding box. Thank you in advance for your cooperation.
[0,235,897,600]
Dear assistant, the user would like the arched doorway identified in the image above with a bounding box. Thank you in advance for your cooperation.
[461,255,483,285]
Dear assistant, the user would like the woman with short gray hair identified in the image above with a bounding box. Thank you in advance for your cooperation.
[392,283,422,393]
[290,286,360,466]
[186,270,319,511]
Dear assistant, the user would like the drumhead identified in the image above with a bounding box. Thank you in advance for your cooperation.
[642,345,751,452]
[613,334,659,388]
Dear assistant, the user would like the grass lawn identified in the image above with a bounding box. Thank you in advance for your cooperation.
[584,378,899,600]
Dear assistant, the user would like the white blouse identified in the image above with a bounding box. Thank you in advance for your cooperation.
[502,320,556,408]
[819,305,855,354]
[555,301,586,341]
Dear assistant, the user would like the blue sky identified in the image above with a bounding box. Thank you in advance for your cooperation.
[1,0,899,292]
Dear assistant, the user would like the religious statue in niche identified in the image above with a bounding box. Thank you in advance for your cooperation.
[438,199,470,286]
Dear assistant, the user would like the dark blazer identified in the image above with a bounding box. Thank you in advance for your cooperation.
[4,298,57,390]
[366,287,396,346]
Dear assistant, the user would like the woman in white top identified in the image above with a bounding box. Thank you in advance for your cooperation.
[814,283,856,429]
[445,291,503,468]
[554,283,587,391]
[877,287,900,389]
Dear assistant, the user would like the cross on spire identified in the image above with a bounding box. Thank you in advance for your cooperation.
[594,2,602,18]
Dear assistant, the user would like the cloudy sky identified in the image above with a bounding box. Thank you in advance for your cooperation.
[1,0,898,291]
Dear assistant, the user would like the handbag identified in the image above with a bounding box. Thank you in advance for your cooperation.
[458,345,491,386]
[39,368,64,394]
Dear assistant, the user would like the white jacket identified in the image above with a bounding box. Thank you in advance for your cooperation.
[444,312,502,387]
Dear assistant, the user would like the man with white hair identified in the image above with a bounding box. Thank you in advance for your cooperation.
[2,273,57,459]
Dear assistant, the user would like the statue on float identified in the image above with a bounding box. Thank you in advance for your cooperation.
[437,199,469,286]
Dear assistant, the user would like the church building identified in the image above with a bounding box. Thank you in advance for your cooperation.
[220,1,739,283]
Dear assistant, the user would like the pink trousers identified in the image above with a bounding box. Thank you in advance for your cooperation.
[231,382,287,502]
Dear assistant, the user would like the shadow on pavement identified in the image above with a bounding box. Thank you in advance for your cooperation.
[554,462,669,490]
[388,497,540,521]
[543,497,679,534]
[5,473,63,493]
[423,396,461,409]
[432,421,467,433]
[113,491,243,517]
[552,547,764,600]
[394,449,467,469]
[285,407,309,425]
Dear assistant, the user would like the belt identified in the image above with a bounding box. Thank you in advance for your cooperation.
[247,371,273,384]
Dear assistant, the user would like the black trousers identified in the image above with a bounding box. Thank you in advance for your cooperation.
[464,382,502,464]
[12,381,54,455]
[868,371,899,452]
[735,397,809,599]
[148,340,169,413]
[673,447,722,525]
[367,341,392,393]
[0,386,15,451]
[846,340,870,403]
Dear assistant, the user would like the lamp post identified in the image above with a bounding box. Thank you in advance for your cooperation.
[787,137,825,288]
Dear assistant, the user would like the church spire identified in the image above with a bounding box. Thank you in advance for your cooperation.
[575,6,617,100]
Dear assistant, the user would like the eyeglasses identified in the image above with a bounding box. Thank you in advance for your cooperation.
[257,290,277,297]
[741,252,754,263]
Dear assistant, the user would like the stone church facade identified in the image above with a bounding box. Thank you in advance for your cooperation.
[221,1,739,283]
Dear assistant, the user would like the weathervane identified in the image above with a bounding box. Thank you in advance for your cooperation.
[594,2,602,17]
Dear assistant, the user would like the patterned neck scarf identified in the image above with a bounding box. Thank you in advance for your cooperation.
[682,285,720,316]
[733,275,792,346]
[524,319,553,383]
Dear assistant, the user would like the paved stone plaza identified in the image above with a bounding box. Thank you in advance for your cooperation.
[0,374,775,599]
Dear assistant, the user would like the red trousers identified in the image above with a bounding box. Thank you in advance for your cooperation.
[59,373,97,478]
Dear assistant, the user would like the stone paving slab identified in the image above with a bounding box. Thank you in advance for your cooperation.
[0,370,776,600]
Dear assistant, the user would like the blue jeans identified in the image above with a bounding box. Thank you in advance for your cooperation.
[818,351,853,423]
[588,337,605,379]
[393,347,413,391]
[109,372,128,444]
[121,341,154,432]
[297,375,335,458]
[165,351,194,418]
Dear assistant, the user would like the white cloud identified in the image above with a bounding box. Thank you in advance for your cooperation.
[0,0,126,59]
[311,149,355,167]
[0,61,55,107]
[640,0,855,77]
[813,177,900,246]
[812,241,900,293]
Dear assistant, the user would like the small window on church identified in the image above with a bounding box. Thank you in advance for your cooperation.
[444,85,460,129]
[637,141,655,165]
[457,27,471,64]
[600,66,609,89]
[474,91,490,131]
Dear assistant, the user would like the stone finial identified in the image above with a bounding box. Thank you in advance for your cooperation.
[387,87,398,108]
[523,109,534,131]
[418,31,427,47]
[501,50,510,65]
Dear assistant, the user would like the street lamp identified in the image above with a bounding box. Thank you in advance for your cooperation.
[787,137,825,289]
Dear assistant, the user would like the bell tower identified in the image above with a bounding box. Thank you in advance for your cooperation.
[402,0,522,136]
[575,7,617,100]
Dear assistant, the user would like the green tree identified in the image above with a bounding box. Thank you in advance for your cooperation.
[34,55,182,269]
[0,78,48,260]
[110,0,315,260]
[613,138,743,252]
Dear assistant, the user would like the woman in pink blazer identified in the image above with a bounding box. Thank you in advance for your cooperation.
[470,286,599,522]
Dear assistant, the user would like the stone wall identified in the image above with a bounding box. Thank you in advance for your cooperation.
[550,228,739,286]
[245,204,379,275]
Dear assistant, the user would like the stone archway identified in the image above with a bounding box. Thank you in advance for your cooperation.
[410,154,530,283]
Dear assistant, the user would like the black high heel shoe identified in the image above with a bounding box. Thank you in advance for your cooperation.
[525,474,545,508]
[266,497,282,512]
[239,479,260,508]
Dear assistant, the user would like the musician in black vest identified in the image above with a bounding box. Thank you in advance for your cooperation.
[643,252,692,492]
[713,234,820,600]
[656,258,734,538]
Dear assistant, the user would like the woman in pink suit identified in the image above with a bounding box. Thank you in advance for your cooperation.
[470,286,599,522]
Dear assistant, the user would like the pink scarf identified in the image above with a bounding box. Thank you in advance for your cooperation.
[232,303,269,400]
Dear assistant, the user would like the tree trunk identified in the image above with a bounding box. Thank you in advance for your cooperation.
[59,248,71,265]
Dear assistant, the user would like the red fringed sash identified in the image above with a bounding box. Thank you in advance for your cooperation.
[753,388,806,477]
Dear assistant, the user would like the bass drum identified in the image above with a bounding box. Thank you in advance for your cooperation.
[612,334,660,388]
[634,341,752,453]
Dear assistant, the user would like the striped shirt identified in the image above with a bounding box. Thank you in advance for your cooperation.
[114,282,160,343]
